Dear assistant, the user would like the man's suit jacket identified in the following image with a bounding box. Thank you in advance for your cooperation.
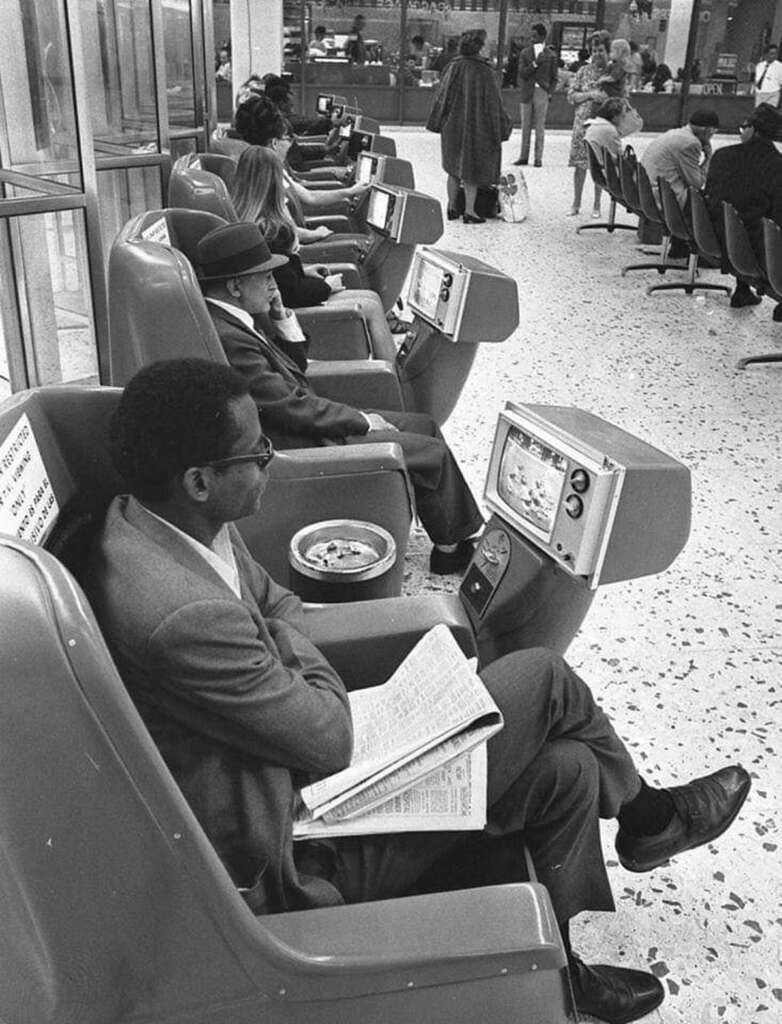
[209,303,369,449]
[641,125,706,205]
[85,494,353,914]
[705,136,782,262]
[517,44,558,102]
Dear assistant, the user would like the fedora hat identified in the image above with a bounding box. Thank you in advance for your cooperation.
[196,222,288,281]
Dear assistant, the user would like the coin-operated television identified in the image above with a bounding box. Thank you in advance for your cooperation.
[355,152,415,189]
[348,129,375,159]
[315,93,346,116]
[365,185,442,244]
[406,246,519,343]
[480,402,691,590]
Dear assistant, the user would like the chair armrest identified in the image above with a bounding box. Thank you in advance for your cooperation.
[296,306,371,360]
[325,262,363,289]
[235,443,413,593]
[304,593,476,689]
[309,359,404,410]
[300,237,371,264]
[305,215,352,232]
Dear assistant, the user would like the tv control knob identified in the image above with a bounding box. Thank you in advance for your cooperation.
[442,273,453,287]
[440,287,450,301]
[564,494,583,519]
[570,468,590,493]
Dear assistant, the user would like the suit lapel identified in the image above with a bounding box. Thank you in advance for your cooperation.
[210,304,306,382]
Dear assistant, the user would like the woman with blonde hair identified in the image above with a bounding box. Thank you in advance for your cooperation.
[231,145,397,351]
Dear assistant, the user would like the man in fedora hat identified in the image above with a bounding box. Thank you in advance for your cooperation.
[705,103,782,310]
[197,221,483,575]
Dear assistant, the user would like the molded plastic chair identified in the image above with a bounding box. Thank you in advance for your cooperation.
[576,142,636,234]
[0,537,570,1024]
[620,161,689,277]
[722,201,769,295]
[734,217,782,369]
[650,178,731,298]
[689,186,730,270]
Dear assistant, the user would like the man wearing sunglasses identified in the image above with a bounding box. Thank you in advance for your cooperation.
[86,357,750,1024]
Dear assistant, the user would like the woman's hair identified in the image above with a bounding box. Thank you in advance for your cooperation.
[233,94,287,146]
[589,30,612,52]
[459,29,486,57]
[594,97,626,123]
[651,63,672,91]
[610,39,631,65]
[231,146,298,252]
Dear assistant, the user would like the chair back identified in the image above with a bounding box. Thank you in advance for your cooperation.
[689,187,725,265]
[762,217,782,296]
[197,152,238,189]
[636,162,665,227]
[722,202,764,281]
[168,155,239,220]
[210,127,250,159]
[602,151,625,204]
[618,149,641,214]
[107,208,229,386]
[585,140,608,189]
[658,177,692,245]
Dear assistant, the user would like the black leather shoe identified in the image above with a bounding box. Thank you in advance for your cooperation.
[462,213,486,224]
[513,158,528,166]
[447,207,460,221]
[569,957,664,1024]
[730,285,762,308]
[429,539,476,575]
[616,765,750,873]
[534,160,542,167]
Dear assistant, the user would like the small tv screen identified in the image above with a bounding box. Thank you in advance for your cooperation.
[367,188,395,233]
[408,256,443,322]
[348,130,373,160]
[356,152,378,185]
[331,103,345,120]
[496,426,568,541]
[339,122,352,139]
[316,94,332,115]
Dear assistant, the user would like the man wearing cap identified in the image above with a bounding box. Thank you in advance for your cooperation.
[196,221,483,576]
[705,103,782,310]
[641,109,719,258]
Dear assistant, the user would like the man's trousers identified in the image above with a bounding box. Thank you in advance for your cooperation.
[520,88,550,163]
[327,647,641,924]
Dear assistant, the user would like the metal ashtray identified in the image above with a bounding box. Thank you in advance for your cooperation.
[288,519,397,584]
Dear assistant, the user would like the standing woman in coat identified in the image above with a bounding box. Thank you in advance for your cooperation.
[426,29,511,224]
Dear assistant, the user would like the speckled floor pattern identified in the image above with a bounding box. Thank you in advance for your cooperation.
[387,127,781,1024]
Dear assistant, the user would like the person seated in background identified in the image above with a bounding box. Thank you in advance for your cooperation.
[344,13,367,65]
[215,45,232,83]
[233,95,367,242]
[307,24,328,59]
[407,34,430,68]
[196,221,483,575]
[230,145,398,348]
[86,355,751,1024]
[584,97,626,160]
[644,62,674,93]
[704,103,782,312]
[432,36,459,75]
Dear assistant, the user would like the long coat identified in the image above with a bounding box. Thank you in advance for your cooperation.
[427,55,511,186]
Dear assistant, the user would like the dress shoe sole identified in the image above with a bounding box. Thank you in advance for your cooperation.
[616,770,750,872]
[570,960,665,1024]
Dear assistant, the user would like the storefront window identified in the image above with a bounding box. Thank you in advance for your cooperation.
[163,0,197,129]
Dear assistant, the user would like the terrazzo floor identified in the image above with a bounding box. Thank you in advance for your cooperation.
[387,127,781,1024]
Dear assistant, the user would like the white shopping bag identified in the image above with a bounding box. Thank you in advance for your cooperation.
[498,168,530,223]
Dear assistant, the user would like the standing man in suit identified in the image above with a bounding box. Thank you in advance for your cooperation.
[197,221,483,576]
[86,355,750,1024]
[514,23,559,168]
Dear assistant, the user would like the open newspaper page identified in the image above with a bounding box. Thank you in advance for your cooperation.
[294,744,487,838]
[296,624,503,835]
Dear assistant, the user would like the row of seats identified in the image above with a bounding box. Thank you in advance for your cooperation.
[583,140,782,369]
[0,104,569,1023]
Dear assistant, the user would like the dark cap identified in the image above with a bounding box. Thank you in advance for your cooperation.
[196,222,288,282]
[689,109,720,128]
[749,102,782,140]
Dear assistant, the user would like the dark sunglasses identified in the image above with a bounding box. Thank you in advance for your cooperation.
[206,437,274,472]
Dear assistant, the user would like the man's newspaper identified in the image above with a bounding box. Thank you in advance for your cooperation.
[293,624,503,838]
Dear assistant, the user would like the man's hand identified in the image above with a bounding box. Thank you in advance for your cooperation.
[364,412,399,433]
[312,224,334,240]
[347,182,369,199]
[268,283,286,319]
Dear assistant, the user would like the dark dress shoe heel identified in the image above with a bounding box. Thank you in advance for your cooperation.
[534,160,542,167]
[462,213,486,224]
[429,538,477,576]
[730,285,762,308]
[569,957,665,1024]
[447,207,460,221]
[513,158,528,166]
[616,765,751,873]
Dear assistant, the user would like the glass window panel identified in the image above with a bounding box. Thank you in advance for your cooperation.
[80,0,160,152]
[5,210,98,387]
[163,0,197,129]
[0,0,82,188]
[95,164,163,263]
[296,2,400,89]
[404,0,501,95]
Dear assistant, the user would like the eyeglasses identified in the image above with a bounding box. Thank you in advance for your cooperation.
[738,122,752,130]
[206,437,274,472]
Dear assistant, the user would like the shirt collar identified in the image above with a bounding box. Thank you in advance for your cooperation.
[205,296,255,332]
[140,504,241,598]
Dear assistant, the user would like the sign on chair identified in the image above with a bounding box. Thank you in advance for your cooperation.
[0,414,58,544]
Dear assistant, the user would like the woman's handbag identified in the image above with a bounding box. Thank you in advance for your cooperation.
[618,104,644,138]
